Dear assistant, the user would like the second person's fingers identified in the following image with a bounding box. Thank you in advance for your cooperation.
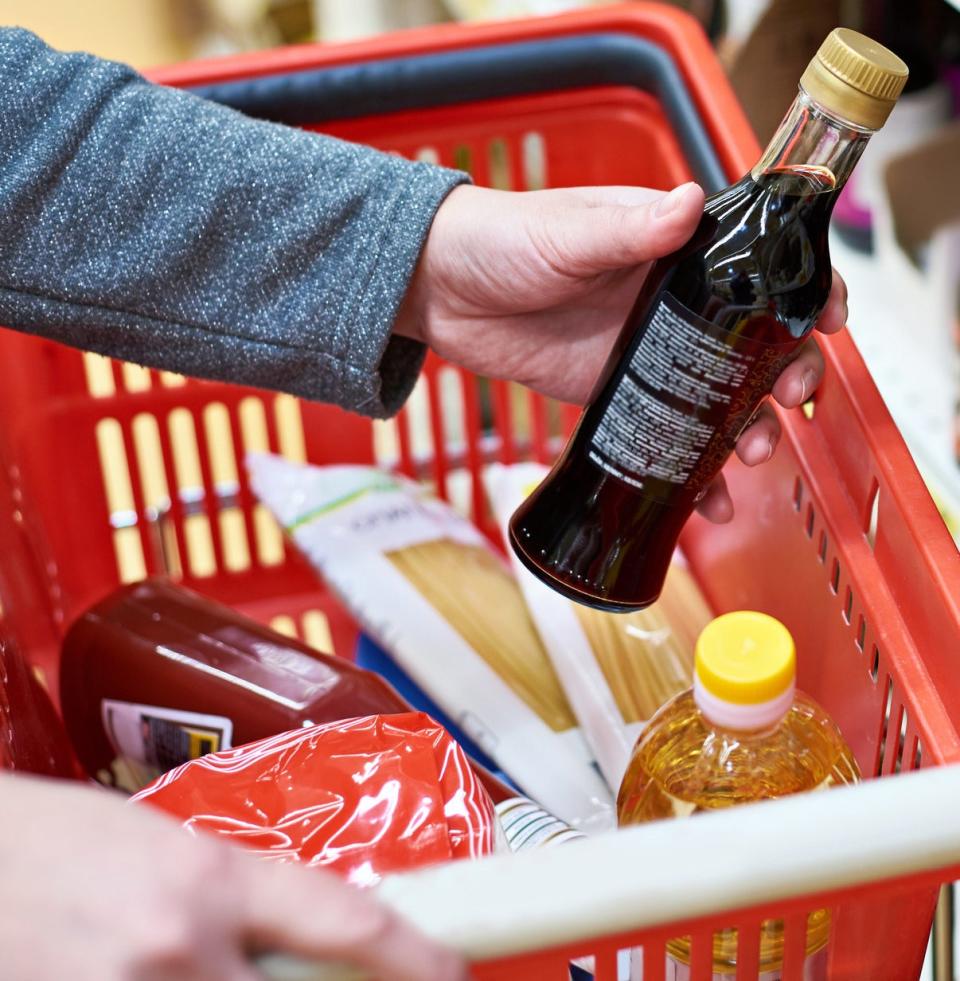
[238,858,466,981]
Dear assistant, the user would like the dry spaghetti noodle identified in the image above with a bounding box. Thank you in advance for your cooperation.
[574,561,712,723]
[388,540,576,732]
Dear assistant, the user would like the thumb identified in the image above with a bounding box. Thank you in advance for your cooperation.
[539,181,705,275]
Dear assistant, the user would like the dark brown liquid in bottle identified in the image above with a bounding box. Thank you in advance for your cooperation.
[510,166,836,611]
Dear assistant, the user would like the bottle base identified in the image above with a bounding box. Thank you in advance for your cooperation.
[508,525,656,613]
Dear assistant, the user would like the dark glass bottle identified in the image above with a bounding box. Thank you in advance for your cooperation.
[510,30,907,613]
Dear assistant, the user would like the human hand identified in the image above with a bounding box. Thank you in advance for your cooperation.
[397,183,847,523]
[0,774,465,981]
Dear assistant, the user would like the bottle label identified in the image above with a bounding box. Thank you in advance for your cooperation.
[495,796,586,850]
[587,292,797,501]
[102,699,233,786]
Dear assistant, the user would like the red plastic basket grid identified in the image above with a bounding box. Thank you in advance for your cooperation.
[0,5,956,978]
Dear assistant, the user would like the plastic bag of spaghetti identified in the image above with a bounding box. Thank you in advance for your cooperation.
[247,454,613,831]
[132,712,495,886]
[485,462,714,790]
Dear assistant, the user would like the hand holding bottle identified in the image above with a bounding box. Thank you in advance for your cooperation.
[395,181,848,524]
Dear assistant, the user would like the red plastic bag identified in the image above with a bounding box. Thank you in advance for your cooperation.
[132,712,495,886]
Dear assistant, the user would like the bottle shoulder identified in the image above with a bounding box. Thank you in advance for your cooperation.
[629,689,860,806]
[664,174,833,339]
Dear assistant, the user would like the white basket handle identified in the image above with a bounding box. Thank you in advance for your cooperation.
[259,763,960,978]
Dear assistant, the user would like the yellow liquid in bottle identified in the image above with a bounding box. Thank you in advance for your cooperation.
[617,690,860,975]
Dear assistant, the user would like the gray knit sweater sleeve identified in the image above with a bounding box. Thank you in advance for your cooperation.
[0,29,467,417]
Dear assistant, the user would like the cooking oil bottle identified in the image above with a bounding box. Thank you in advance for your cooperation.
[617,611,860,978]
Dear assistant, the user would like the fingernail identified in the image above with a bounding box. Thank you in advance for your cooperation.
[766,434,776,461]
[655,183,693,217]
[799,368,817,403]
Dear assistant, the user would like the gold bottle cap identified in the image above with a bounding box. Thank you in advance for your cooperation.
[800,28,908,130]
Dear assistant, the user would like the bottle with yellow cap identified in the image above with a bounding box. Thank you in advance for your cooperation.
[618,611,860,979]
[510,29,909,614]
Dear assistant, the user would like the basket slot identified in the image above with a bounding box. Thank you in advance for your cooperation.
[122,363,152,393]
[131,412,182,577]
[904,727,922,774]
[854,613,866,652]
[425,370,450,501]
[487,137,512,190]
[202,402,251,573]
[301,608,334,654]
[94,418,147,583]
[372,417,400,469]
[167,408,216,578]
[83,352,116,397]
[434,365,469,509]
[274,394,307,463]
[190,405,229,575]
[454,144,474,177]
[874,676,896,776]
[405,377,436,479]
[522,131,548,190]
[117,415,159,578]
[152,406,195,578]
[395,394,417,479]
[239,394,274,454]
[238,397,286,567]
[226,400,264,572]
[270,615,296,638]
[504,133,526,192]
[842,585,853,625]
[455,140,485,186]
[893,704,909,775]
[865,479,880,550]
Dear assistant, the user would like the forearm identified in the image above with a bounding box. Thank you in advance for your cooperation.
[0,29,466,416]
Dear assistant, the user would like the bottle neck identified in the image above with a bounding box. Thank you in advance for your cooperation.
[693,673,795,733]
[751,88,874,196]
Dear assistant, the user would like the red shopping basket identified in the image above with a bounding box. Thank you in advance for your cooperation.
[1,4,959,978]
